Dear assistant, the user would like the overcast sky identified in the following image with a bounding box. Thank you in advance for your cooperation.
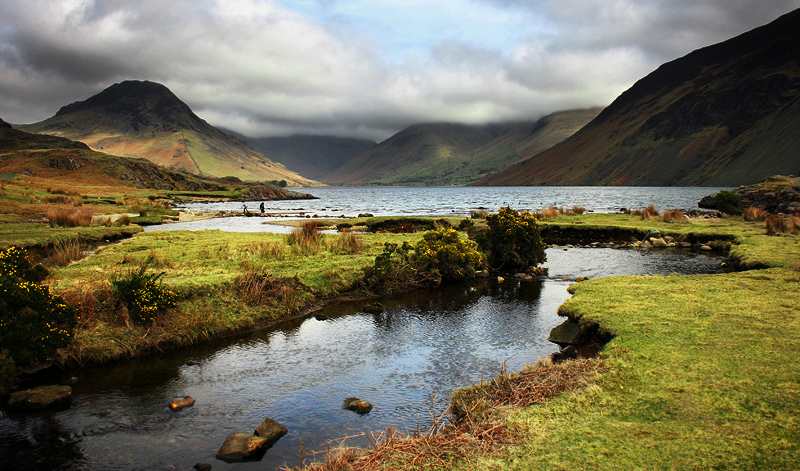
[1,0,798,141]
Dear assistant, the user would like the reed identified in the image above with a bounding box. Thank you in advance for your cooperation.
[46,207,93,227]
[51,239,84,266]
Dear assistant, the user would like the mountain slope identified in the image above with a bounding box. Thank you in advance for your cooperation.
[477,8,800,187]
[20,80,317,186]
[441,108,601,185]
[322,122,520,185]
[226,132,376,180]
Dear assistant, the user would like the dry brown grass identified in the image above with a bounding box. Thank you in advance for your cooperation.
[743,206,769,222]
[330,229,365,254]
[532,206,561,220]
[766,215,798,235]
[639,205,659,221]
[290,358,602,471]
[661,209,687,223]
[470,209,488,219]
[286,220,323,251]
[50,239,84,267]
[45,194,83,206]
[47,207,93,227]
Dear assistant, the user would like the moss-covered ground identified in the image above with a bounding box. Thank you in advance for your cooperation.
[447,214,800,470]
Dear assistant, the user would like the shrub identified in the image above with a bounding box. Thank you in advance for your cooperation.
[715,190,742,216]
[457,218,474,231]
[0,247,78,370]
[475,206,546,271]
[364,228,483,293]
[414,228,483,283]
[111,260,177,325]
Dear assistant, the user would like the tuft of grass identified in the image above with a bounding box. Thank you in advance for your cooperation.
[743,206,768,222]
[329,229,365,254]
[661,208,687,223]
[766,214,798,235]
[286,220,323,252]
[50,239,84,267]
[47,207,93,227]
[639,204,659,221]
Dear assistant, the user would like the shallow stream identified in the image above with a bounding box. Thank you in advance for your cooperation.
[0,247,728,471]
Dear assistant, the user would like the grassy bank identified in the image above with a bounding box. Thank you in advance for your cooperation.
[299,214,800,470]
[49,228,418,365]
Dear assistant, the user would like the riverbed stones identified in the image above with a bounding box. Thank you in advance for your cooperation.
[8,385,72,411]
[651,237,668,248]
[216,433,271,463]
[342,397,373,414]
[169,395,196,410]
[253,417,288,447]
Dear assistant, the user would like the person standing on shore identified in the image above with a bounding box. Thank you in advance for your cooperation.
[260,202,265,214]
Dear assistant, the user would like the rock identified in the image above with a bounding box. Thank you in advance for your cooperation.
[314,313,330,321]
[216,433,271,463]
[646,229,662,238]
[530,266,549,276]
[548,320,582,346]
[185,360,201,366]
[170,396,196,410]
[679,242,693,248]
[357,213,374,218]
[193,463,212,471]
[497,276,505,283]
[575,276,589,282]
[342,397,373,414]
[562,277,570,281]
[699,245,713,251]
[514,273,530,279]
[253,418,288,447]
[8,385,72,411]
[651,237,668,248]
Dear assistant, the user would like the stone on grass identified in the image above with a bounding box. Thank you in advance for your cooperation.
[254,417,288,447]
[8,385,72,411]
[342,397,373,414]
[216,433,271,463]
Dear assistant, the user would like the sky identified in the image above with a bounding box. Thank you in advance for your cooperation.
[1,0,799,141]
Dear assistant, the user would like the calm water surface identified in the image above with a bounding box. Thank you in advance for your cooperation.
[0,247,728,471]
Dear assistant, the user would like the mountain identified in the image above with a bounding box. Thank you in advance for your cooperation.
[225,131,376,180]
[322,122,521,186]
[438,108,601,185]
[477,8,800,187]
[19,80,317,186]
[0,117,224,191]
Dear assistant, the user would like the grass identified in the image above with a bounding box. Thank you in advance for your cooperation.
[49,229,417,364]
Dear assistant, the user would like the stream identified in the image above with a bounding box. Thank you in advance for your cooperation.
[0,247,728,471]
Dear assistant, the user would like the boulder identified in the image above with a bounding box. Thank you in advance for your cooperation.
[8,385,72,411]
[651,238,668,248]
[193,463,212,471]
[216,433,271,463]
[342,397,373,414]
[575,276,589,282]
[646,229,662,239]
[548,319,582,346]
[253,418,288,447]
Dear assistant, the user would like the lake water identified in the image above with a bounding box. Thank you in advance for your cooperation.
[0,246,728,471]
[176,186,730,218]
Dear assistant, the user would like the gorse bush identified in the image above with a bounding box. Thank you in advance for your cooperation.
[415,228,483,283]
[475,206,546,271]
[112,260,177,325]
[364,228,483,293]
[0,247,77,369]
[715,190,742,215]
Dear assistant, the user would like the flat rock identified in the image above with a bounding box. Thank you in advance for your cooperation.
[216,433,271,463]
[170,396,196,410]
[8,385,72,411]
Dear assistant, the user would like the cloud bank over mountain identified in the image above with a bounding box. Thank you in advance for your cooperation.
[1,0,798,140]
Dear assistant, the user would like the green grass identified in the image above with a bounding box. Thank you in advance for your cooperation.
[448,216,800,470]
[50,229,418,364]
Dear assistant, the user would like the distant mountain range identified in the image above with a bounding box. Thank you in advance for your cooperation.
[322,108,599,186]
[224,131,376,181]
[477,8,800,187]
[19,81,317,186]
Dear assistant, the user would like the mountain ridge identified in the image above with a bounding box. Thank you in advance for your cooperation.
[476,8,800,187]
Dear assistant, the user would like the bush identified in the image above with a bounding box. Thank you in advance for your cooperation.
[715,190,742,216]
[475,207,546,271]
[364,228,483,293]
[0,247,78,370]
[112,260,177,325]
